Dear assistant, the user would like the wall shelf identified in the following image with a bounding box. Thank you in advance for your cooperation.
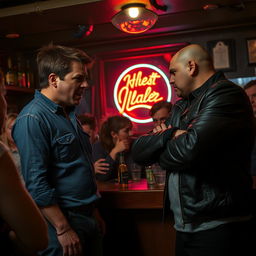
[5,85,35,94]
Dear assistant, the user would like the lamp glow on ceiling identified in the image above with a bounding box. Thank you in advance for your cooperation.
[111,3,158,34]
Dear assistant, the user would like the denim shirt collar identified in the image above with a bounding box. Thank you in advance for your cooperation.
[34,90,75,115]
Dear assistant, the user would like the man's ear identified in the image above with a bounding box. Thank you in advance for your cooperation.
[187,60,198,76]
[48,73,58,88]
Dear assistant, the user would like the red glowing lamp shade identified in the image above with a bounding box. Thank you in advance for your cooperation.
[112,3,158,34]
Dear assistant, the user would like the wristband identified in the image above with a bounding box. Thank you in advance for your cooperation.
[56,227,71,236]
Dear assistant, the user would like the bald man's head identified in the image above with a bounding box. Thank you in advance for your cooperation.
[169,44,216,98]
[173,44,214,71]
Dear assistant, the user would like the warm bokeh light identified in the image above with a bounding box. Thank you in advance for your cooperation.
[128,7,139,18]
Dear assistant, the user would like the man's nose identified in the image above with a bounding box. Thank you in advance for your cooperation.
[169,76,175,85]
[81,80,89,88]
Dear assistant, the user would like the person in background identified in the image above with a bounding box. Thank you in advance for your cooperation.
[77,114,107,176]
[244,80,256,117]
[77,114,98,144]
[244,80,256,176]
[0,113,23,183]
[149,100,172,127]
[12,44,105,256]
[92,115,133,181]
[132,44,254,256]
[0,71,48,255]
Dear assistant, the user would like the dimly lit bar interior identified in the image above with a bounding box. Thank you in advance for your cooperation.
[0,0,256,255]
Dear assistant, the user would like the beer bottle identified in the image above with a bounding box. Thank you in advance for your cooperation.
[118,152,129,188]
[145,165,155,185]
[25,60,33,88]
[17,56,26,87]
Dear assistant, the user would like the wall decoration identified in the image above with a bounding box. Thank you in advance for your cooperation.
[207,39,236,71]
[247,38,256,64]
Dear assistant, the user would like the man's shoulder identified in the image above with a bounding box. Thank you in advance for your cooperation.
[207,79,245,97]
[18,97,48,118]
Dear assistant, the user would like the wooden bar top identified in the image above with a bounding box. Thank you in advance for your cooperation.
[97,179,164,209]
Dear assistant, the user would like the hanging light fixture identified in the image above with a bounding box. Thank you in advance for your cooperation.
[111,3,158,34]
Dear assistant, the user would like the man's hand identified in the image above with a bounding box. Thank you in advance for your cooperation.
[94,159,109,174]
[173,129,187,139]
[153,123,168,133]
[57,228,82,256]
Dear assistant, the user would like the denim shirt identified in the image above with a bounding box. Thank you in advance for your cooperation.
[13,90,99,208]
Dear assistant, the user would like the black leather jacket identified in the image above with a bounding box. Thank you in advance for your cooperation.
[132,72,255,223]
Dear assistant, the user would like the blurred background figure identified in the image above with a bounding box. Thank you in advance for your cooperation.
[149,101,172,127]
[77,113,98,144]
[0,113,23,183]
[244,80,256,118]
[0,70,48,256]
[244,79,256,176]
[92,115,133,181]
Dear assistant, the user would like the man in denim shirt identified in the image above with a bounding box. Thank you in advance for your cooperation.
[13,44,105,256]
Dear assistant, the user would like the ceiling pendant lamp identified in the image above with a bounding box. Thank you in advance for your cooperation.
[111,3,158,34]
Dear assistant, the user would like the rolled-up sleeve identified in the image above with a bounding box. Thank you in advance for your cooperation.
[13,114,57,207]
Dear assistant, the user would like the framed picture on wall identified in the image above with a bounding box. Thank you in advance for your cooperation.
[207,39,236,72]
[246,38,256,65]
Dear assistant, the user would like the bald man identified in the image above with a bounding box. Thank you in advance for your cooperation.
[132,44,254,256]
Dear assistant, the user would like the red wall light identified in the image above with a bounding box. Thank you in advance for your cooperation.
[112,3,158,34]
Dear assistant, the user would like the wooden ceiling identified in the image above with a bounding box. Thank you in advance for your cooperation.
[0,0,256,51]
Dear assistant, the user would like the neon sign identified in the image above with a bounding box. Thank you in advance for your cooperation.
[114,64,171,123]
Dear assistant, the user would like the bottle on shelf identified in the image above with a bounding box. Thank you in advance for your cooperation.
[17,56,27,88]
[25,59,34,88]
[5,57,16,86]
[118,152,129,188]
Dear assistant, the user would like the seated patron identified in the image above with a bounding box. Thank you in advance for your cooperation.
[149,100,172,128]
[92,115,133,181]
[77,113,98,144]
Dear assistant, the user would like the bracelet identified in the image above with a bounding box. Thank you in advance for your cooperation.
[56,227,71,236]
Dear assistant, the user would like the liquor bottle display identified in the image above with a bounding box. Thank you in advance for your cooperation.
[5,57,16,86]
[118,152,129,188]
[2,55,35,88]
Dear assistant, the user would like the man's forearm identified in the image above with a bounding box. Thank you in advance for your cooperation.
[40,204,70,235]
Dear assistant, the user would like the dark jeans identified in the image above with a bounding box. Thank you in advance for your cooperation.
[39,207,103,256]
[176,220,253,256]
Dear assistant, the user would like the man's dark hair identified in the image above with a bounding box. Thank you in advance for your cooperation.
[149,101,172,117]
[244,80,256,90]
[77,114,96,130]
[37,44,92,89]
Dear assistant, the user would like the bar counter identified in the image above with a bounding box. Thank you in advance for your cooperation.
[97,179,175,256]
[97,178,164,209]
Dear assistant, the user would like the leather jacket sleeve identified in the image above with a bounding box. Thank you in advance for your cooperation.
[131,127,178,166]
[159,82,255,172]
